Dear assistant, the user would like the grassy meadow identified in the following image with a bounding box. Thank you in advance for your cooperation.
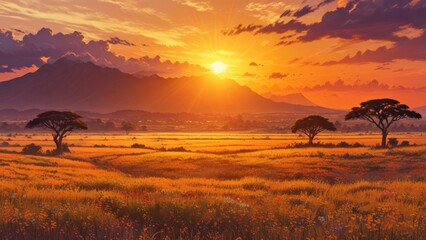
[0,132,425,239]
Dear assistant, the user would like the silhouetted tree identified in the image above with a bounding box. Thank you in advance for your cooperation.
[291,115,337,145]
[26,111,87,154]
[345,99,421,148]
[121,121,136,135]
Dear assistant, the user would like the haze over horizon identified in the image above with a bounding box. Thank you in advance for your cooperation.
[1,0,426,109]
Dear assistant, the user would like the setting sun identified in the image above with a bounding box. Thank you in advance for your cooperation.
[210,61,228,74]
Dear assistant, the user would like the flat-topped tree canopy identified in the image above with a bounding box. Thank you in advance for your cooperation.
[345,98,422,147]
[291,115,336,145]
[26,111,88,154]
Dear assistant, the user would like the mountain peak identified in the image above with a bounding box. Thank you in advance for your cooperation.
[264,93,317,106]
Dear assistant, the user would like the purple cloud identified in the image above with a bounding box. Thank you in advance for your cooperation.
[0,28,207,76]
[225,0,426,64]
[323,33,426,64]
[293,6,315,18]
[302,79,412,92]
[223,24,262,36]
[280,10,293,18]
[107,37,135,46]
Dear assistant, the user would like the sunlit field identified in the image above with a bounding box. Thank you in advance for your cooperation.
[1,132,425,239]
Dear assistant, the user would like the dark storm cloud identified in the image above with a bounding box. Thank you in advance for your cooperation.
[0,28,207,75]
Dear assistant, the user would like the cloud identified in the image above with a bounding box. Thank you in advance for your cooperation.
[172,0,213,12]
[225,0,426,64]
[293,6,316,18]
[245,2,286,23]
[243,72,256,77]
[255,20,308,35]
[317,0,336,8]
[249,62,263,67]
[107,37,135,46]
[297,0,426,43]
[229,0,426,41]
[269,72,288,79]
[302,79,412,92]
[223,24,262,36]
[322,32,426,64]
[280,10,293,18]
[0,28,207,76]
[284,0,335,18]
[0,1,201,47]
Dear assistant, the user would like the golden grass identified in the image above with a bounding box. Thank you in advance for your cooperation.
[1,132,425,239]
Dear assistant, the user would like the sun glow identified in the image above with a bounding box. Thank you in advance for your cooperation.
[210,61,228,74]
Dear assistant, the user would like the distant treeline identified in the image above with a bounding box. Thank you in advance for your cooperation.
[334,121,426,133]
[0,119,147,133]
[1,117,426,133]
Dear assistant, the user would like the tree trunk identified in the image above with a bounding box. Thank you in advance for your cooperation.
[53,134,63,154]
[381,131,388,148]
[308,135,314,145]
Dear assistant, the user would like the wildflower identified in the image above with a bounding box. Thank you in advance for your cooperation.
[239,203,250,208]
[329,226,345,233]
[381,190,397,197]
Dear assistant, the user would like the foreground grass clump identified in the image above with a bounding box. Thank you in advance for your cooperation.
[1,152,425,239]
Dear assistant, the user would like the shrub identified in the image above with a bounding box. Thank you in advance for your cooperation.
[168,146,188,152]
[399,140,410,147]
[288,141,364,148]
[336,141,350,147]
[1,141,10,147]
[131,143,146,149]
[388,138,399,148]
[22,144,42,155]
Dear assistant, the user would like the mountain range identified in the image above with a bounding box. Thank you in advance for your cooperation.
[415,105,426,116]
[0,58,337,114]
[263,93,317,106]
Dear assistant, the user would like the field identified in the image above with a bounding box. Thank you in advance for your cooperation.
[1,132,426,239]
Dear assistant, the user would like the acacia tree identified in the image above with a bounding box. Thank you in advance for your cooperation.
[121,121,136,135]
[345,99,421,148]
[291,115,337,145]
[26,111,88,154]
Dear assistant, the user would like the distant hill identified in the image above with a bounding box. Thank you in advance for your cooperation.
[264,93,317,106]
[0,58,338,114]
[415,105,426,116]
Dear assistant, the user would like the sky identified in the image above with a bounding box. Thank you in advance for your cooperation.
[1,0,426,109]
